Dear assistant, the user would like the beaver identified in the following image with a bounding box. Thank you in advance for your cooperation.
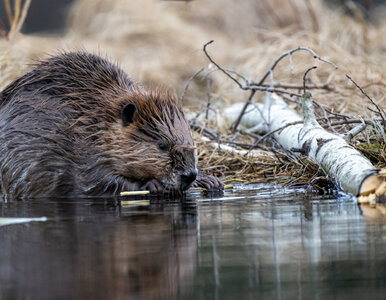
[0,52,223,199]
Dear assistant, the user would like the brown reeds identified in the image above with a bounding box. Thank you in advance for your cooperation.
[1,0,31,39]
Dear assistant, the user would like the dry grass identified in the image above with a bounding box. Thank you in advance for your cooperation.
[1,0,386,188]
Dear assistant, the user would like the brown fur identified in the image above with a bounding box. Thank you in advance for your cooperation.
[0,52,201,199]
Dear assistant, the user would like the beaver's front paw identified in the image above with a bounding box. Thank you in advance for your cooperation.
[140,179,165,195]
[192,175,223,191]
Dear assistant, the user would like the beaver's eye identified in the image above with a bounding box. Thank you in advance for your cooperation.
[158,142,167,151]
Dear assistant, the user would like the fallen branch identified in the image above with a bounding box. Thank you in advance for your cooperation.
[268,93,379,195]
[224,92,385,197]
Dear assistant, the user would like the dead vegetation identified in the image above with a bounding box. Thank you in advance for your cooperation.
[1,0,386,192]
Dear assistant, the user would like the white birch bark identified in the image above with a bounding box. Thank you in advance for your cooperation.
[224,93,378,196]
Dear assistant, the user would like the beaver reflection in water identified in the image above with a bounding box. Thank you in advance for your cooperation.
[0,52,223,199]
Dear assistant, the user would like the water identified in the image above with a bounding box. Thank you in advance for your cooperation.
[1,185,386,300]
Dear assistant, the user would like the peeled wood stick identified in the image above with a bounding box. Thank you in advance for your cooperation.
[120,191,150,196]
[119,184,234,196]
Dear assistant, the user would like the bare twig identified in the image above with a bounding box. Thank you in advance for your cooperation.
[223,68,249,83]
[179,68,204,104]
[230,90,256,132]
[346,74,386,130]
[203,42,338,134]
[203,40,243,88]
[317,98,338,134]
[234,48,336,132]
[303,66,317,94]
[280,94,353,120]
[245,86,302,96]
[345,122,367,142]
[257,47,337,87]
[190,120,219,140]
[205,65,212,120]
[327,118,379,127]
[261,82,335,91]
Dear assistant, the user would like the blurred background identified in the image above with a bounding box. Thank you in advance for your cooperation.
[1,0,386,118]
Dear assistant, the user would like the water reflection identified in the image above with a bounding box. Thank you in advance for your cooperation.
[1,186,386,299]
[0,198,197,300]
[194,186,386,300]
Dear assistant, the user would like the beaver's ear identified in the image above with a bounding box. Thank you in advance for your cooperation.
[121,103,137,126]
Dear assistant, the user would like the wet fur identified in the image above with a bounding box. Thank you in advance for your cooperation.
[0,52,197,199]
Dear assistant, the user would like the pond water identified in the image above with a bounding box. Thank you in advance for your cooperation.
[1,185,386,300]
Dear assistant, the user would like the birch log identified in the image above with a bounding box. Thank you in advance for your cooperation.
[224,93,384,197]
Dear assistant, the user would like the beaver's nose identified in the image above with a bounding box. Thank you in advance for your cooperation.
[180,169,198,190]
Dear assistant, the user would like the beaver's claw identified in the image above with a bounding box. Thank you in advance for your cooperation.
[140,179,164,194]
[192,175,223,191]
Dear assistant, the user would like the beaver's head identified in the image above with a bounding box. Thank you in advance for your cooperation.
[106,89,198,192]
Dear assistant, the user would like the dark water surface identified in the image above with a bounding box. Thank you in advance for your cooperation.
[1,185,386,300]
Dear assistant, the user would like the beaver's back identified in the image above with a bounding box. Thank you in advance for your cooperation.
[0,53,137,198]
[1,52,134,113]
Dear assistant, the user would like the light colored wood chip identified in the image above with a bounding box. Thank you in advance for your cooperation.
[120,191,150,196]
